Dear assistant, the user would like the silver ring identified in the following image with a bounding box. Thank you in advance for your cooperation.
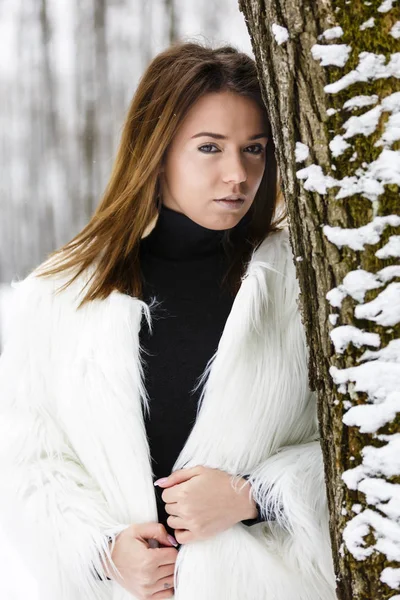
[164,583,171,589]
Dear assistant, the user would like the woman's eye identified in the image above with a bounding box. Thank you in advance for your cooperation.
[246,144,264,155]
[198,144,219,153]
[198,144,265,155]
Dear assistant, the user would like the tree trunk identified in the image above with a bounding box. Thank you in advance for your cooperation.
[165,0,178,44]
[239,0,400,598]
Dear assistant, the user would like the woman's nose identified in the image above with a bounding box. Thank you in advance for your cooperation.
[222,153,247,184]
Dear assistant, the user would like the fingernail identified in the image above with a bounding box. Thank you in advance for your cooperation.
[154,477,168,486]
[167,534,178,547]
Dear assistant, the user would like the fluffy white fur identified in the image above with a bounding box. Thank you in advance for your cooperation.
[0,229,336,599]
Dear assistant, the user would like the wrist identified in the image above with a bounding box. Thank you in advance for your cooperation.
[100,536,115,581]
[246,497,259,520]
[236,477,258,521]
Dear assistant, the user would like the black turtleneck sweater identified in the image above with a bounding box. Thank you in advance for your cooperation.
[138,205,263,537]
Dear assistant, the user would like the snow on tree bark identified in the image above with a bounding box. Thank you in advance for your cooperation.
[239,0,400,598]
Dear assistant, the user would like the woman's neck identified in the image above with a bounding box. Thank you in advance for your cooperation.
[140,204,231,260]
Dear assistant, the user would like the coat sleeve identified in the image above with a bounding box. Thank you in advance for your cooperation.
[244,439,326,536]
[240,231,335,590]
[240,474,276,526]
[0,275,129,599]
[243,439,335,592]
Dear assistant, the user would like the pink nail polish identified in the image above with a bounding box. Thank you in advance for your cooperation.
[154,477,168,486]
[167,534,178,547]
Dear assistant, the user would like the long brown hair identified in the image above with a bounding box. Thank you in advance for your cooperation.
[36,41,285,307]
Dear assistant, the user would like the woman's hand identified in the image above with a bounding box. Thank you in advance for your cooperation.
[155,466,258,544]
[102,522,179,599]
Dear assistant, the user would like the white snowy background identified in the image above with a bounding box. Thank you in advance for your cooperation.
[0,1,251,596]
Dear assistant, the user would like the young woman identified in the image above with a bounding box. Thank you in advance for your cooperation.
[0,42,336,600]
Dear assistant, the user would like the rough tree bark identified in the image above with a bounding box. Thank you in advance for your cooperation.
[239,1,400,599]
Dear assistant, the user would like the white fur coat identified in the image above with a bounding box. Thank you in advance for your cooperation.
[0,228,336,600]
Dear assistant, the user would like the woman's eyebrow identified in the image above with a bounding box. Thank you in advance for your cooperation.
[191,132,268,140]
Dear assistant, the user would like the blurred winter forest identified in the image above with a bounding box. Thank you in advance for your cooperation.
[0,0,252,350]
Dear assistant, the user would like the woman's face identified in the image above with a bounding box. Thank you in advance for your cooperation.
[159,90,268,230]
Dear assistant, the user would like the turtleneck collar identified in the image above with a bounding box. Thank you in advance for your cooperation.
[140,204,251,260]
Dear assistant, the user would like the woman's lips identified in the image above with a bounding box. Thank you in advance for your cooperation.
[214,198,245,210]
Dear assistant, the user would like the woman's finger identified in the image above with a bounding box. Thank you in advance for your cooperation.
[156,563,175,581]
[149,574,175,596]
[152,547,179,567]
[167,514,186,529]
[161,485,180,503]
[150,589,174,599]
[164,502,179,516]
